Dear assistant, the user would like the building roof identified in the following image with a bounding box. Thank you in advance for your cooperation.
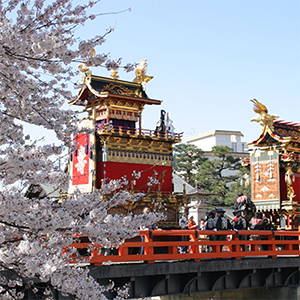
[70,73,162,106]
[186,130,244,143]
[250,119,300,154]
[186,184,212,197]
[172,173,194,194]
[25,183,64,199]
[247,119,300,165]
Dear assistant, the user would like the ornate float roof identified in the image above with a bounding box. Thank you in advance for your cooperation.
[250,120,300,152]
[248,99,300,162]
[70,72,162,106]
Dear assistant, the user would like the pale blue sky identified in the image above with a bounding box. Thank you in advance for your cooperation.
[74,0,300,144]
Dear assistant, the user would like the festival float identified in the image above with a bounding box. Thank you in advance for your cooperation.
[68,60,186,228]
[242,99,300,229]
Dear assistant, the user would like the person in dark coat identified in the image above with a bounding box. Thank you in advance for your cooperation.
[215,208,232,252]
[249,212,267,250]
[234,191,253,221]
[232,209,247,251]
[205,210,216,252]
[249,212,265,230]
[205,210,216,230]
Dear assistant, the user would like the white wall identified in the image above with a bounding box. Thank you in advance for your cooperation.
[191,136,216,151]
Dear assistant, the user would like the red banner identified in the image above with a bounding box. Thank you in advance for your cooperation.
[72,134,89,185]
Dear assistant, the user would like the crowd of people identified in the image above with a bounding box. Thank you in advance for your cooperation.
[178,192,271,253]
[139,193,271,255]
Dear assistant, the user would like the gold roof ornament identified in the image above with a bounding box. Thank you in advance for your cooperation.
[110,59,120,80]
[250,99,278,131]
[78,63,90,73]
[133,59,153,90]
[78,48,96,73]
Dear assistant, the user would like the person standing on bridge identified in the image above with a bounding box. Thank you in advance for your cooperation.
[204,210,216,252]
[178,213,189,254]
[215,208,232,252]
[188,216,198,230]
[232,209,247,251]
[249,212,267,251]
[234,191,254,221]
[140,207,158,255]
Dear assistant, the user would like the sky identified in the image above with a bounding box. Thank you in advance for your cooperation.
[72,0,300,145]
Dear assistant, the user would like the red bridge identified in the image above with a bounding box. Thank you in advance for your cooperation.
[65,229,300,299]
[71,229,300,264]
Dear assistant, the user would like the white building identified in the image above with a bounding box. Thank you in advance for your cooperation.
[183,130,249,223]
[185,129,249,186]
[186,130,248,153]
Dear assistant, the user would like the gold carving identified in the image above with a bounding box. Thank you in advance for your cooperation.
[102,83,137,97]
[250,99,278,131]
[78,63,90,73]
[78,48,96,73]
[277,128,300,140]
[110,60,120,79]
[287,185,296,202]
[83,72,109,99]
[105,150,172,166]
[133,60,153,86]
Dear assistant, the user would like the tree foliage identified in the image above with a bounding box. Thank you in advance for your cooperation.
[223,167,251,206]
[194,146,244,206]
[174,143,207,186]
[0,1,162,299]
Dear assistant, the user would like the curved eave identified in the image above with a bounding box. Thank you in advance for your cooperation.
[69,73,162,106]
[69,87,161,106]
[69,87,90,106]
[108,93,161,105]
[248,125,291,148]
[91,74,143,88]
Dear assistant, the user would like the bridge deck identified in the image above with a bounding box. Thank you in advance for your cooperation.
[68,229,300,265]
[89,257,300,299]
[66,229,300,299]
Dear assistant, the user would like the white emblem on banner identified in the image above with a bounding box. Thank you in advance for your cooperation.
[75,145,87,175]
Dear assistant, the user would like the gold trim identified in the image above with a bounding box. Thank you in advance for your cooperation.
[105,150,172,166]
[84,72,109,98]
[110,105,140,112]
[98,135,176,155]
[102,83,142,97]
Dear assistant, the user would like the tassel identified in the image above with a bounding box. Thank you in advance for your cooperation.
[89,145,93,159]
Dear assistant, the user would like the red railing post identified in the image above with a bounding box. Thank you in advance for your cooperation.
[231,231,241,260]
[189,230,199,254]
[144,230,154,264]
[298,226,300,253]
[118,244,128,256]
[268,231,277,258]
[227,233,233,252]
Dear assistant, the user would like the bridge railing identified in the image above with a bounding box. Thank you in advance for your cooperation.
[67,229,300,266]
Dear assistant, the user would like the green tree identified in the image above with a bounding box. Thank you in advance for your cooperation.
[224,168,251,206]
[194,145,243,206]
[174,143,207,186]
